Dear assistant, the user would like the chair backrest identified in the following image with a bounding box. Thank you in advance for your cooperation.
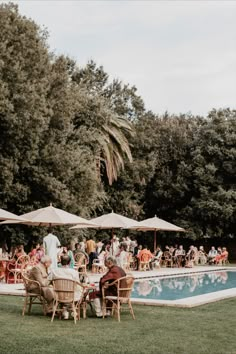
[75,253,86,266]
[16,255,30,268]
[117,276,135,299]
[21,272,41,293]
[164,251,171,260]
[52,278,76,303]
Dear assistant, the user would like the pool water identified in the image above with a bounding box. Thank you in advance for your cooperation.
[132,271,236,301]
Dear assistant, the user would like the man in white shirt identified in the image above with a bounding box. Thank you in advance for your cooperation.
[43,233,60,269]
[208,246,218,264]
[51,255,83,319]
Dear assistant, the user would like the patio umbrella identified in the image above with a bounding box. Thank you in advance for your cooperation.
[129,215,185,251]
[0,208,28,221]
[70,211,139,254]
[0,204,98,227]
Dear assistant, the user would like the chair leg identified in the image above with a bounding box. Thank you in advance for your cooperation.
[102,299,106,319]
[117,301,120,322]
[22,296,28,316]
[28,297,33,314]
[128,300,135,320]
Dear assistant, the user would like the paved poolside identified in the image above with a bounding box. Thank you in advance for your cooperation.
[1,265,235,307]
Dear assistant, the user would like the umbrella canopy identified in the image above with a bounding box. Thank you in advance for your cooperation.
[0,204,98,227]
[129,215,185,250]
[0,208,28,221]
[70,211,139,255]
[71,211,139,230]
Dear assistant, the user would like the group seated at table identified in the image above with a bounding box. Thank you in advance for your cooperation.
[24,253,135,322]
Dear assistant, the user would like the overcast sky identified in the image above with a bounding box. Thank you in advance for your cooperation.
[10,1,236,116]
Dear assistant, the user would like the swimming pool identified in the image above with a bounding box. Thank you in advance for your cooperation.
[132,271,236,301]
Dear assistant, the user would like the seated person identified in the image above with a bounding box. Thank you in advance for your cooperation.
[137,245,153,270]
[185,246,196,268]
[27,255,54,313]
[51,254,83,319]
[174,245,186,267]
[215,247,228,264]
[198,246,207,265]
[150,246,163,269]
[92,256,126,317]
[208,246,218,264]
[51,254,83,301]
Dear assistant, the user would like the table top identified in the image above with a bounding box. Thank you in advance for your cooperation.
[0,258,11,262]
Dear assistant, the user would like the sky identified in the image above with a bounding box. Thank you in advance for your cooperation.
[7,1,236,116]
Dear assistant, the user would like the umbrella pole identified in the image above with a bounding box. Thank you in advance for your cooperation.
[111,228,114,255]
[154,230,157,251]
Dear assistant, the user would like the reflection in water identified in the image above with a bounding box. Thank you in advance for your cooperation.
[136,279,162,296]
[132,271,234,301]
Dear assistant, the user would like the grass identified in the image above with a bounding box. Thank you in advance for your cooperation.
[0,296,236,354]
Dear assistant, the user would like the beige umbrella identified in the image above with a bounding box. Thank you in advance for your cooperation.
[70,211,139,254]
[0,204,98,227]
[129,215,185,250]
[71,211,139,230]
[0,208,28,221]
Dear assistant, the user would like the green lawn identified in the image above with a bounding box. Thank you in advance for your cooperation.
[0,295,236,354]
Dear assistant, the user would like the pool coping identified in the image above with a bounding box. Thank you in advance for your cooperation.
[131,267,236,307]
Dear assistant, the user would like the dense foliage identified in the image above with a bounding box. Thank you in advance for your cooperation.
[0,4,235,248]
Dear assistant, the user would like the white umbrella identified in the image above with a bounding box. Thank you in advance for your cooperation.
[129,215,185,250]
[0,208,28,221]
[90,211,139,229]
[70,211,139,254]
[71,211,139,230]
[0,204,98,227]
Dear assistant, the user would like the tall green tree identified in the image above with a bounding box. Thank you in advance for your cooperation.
[72,61,142,185]
[0,4,104,246]
[183,109,236,238]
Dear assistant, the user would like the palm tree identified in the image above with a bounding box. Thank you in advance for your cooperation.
[95,113,134,185]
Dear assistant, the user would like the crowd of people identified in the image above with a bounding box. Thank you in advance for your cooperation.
[1,234,229,281]
[0,233,230,320]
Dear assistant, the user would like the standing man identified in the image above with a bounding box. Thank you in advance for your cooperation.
[86,236,96,269]
[43,233,60,269]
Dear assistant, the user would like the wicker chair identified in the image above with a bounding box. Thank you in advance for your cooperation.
[7,255,30,284]
[92,259,106,273]
[102,275,135,322]
[163,251,173,268]
[22,272,47,316]
[51,278,82,324]
[74,253,87,275]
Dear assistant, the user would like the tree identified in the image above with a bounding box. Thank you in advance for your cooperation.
[0,4,105,246]
[184,109,236,238]
[72,61,142,185]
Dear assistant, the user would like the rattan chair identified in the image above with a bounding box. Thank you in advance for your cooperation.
[7,255,30,284]
[51,278,82,324]
[74,253,87,275]
[22,272,47,316]
[102,275,135,322]
[163,251,173,268]
[92,259,106,273]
